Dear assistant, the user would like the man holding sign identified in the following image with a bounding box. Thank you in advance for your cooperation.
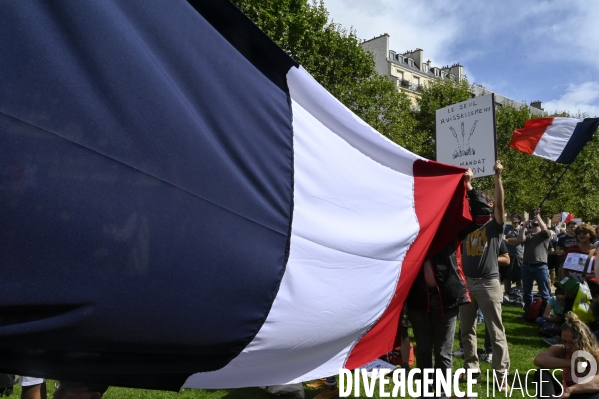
[460,160,510,390]
[518,209,553,311]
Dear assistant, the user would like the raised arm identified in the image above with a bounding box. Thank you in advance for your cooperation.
[493,160,504,225]
[518,221,527,243]
[535,208,551,237]
[464,168,473,192]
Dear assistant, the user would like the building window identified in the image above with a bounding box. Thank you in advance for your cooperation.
[396,70,403,80]
[412,76,420,89]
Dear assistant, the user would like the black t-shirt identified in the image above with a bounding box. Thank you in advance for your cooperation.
[557,234,579,252]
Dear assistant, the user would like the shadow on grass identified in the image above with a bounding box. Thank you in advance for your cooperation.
[219,387,275,399]
[219,385,328,399]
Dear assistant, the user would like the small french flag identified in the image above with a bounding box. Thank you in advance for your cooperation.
[509,117,599,164]
[561,212,575,224]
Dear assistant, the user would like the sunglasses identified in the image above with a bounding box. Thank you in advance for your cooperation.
[576,231,590,236]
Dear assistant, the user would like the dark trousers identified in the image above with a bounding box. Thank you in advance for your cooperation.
[408,291,458,372]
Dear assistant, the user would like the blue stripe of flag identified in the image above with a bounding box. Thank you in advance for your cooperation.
[556,118,599,163]
[0,0,295,390]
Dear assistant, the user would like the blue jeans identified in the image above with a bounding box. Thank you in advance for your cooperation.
[521,263,550,310]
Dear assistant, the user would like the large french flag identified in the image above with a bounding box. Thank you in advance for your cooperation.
[0,0,471,391]
[509,117,599,163]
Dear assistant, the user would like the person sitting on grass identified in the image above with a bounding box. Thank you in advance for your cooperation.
[52,381,108,399]
[537,287,566,328]
[533,312,599,398]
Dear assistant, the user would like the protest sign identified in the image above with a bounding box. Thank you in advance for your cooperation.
[435,94,496,177]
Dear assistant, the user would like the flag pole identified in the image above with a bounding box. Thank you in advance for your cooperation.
[538,162,572,209]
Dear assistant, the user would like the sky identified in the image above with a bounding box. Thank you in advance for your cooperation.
[322,0,599,116]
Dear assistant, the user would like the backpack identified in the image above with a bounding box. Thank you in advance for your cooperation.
[525,299,547,322]
[0,374,17,397]
[503,293,524,308]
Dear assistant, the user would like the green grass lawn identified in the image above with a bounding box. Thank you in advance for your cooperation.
[9,306,549,399]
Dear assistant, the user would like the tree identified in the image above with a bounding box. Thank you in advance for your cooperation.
[231,0,414,150]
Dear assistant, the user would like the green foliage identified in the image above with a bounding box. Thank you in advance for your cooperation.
[339,74,417,152]
[231,0,414,153]
[231,0,370,93]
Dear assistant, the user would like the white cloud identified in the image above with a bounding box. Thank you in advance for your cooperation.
[324,0,599,67]
[323,0,468,66]
[543,82,599,117]
[322,0,599,113]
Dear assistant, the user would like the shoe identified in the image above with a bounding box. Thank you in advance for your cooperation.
[452,348,464,357]
[495,377,510,393]
[305,378,326,389]
[314,385,339,399]
[481,353,493,364]
[542,337,562,346]
[458,371,481,381]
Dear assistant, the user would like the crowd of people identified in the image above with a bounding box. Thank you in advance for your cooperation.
[307,160,599,399]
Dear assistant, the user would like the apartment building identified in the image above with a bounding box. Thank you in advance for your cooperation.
[360,34,545,116]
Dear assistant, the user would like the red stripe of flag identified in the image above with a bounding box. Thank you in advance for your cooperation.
[509,117,555,154]
[345,159,472,368]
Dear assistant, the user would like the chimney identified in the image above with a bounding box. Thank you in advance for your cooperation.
[530,101,544,111]
[449,63,463,80]
[405,48,424,70]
